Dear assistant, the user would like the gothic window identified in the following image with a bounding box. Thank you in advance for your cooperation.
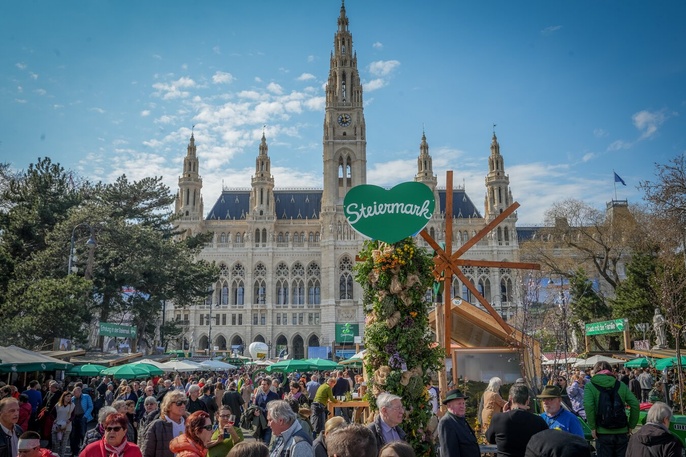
[497,227,503,244]
[461,277,475,304]
[292,279,305,306]
[221,282,229,305]
[478,277,491,301]
[308,279,321,305]
[235,232,242,243]
[504,227,510,244]
[315,232,320,242]
[451,277,460,300]
[199,314,204,325]
[276,262,289,277]
[429,227,435,239]
[254,280,266,304]
[292,262,305,278]
[232,262,245,278]
[262,229,267,244]
[232,280,245,306]
[309,232,314,242]
[307,262,320,278]
[285,232,289,242]
[255,229,260,243]
[219,263,229,277]
[501,277,513,303]
[339,273,353,300]
[276,279,289,305]
[276,314,281,325]
[254,263,267,277]
[220,233,226,243]
[278,232,284,243]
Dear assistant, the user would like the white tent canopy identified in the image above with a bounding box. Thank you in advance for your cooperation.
[573,355,626,368]
[131,359,168,370]
[160,359,203,372]
[199,360,237,371]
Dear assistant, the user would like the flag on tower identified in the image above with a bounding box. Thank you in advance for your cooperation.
[614,172,626,186]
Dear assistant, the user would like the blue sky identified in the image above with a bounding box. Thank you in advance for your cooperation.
[1,0,685,224]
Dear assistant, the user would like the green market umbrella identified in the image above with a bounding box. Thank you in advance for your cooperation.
[67,363,108,377]
[101,363,151,380]
[654,356,686,371]
[130,362,164,376]
[304,358,340,371]
[265,359,311,373]
[623,357,652,369]
[0,345,73,373]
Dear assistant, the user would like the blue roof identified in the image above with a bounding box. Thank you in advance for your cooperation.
[516,226,543,242]
[206,188,482,221]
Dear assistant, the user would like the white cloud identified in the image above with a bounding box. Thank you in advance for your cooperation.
[17,86,23,93]
[255,77,263,83]
[607,139,632,151]
[364,78,386,92]
[181,64,188,70]
[212,71,235,84]
[152,54,162,60]
[373,42,383,50]
[541,25,562,35]
[90,107,106,114]
[307,55,316,63]
[633,109,667,139]
[29,72,38,80]
[368,60,400,77]
[16,62,27,70]
[152,76,196,100]
[53,104,63,109]
[296,73,316,81]
[141,110,151,117]
[155,115,176,124]
[266,82,284,95]
[213,46,221,55]
[581,152,595,162]
[15,99,27,104]
[34,89,46,96]
[593,128,607,138]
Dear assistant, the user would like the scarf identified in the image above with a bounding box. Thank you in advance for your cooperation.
[104,438,127,457]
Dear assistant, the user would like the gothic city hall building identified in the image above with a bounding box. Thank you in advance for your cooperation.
[168,2,522,359]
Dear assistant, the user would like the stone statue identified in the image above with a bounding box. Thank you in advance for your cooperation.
[653,308,667,349]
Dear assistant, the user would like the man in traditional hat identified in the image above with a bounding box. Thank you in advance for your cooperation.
[537,385,585,437]
[486,384,548,457]
[16,431,58,457]
[437,389,480,457]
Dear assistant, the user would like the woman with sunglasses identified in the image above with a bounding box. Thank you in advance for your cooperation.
[141,390,187,457]
[79,413,142,457]
[169,411,214,457]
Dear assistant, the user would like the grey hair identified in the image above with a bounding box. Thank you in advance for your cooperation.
[188,384,200,393]
[509,384,529,405]
[377,392,402,410]
[647,401,673,424]
[111,400,127,411]
[486,377,503,393]
[144,396,157,406]
[266,400,296,425]
[98,406,117,424]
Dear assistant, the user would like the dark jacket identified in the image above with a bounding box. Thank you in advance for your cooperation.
[583,373,640,435]
[486,409,549,457]
[0,424,23,457]
[437,412,480,457]
[366,414,407,453]
[141,418,176,457]
[221,390,245,418]
[137,410,160,447]
[312,434,327,457]
[524,429,592,457]
[626,422,683,457]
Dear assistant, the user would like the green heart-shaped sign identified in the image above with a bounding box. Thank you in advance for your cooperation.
[344,182,435,244]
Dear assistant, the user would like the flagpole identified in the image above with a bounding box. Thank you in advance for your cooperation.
[613,170,617,201]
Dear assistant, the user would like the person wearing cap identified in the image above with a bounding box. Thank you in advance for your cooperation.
[486,384,548,457]
[437,389,479,457]
[537,385,585,437]
[16,431,58,457]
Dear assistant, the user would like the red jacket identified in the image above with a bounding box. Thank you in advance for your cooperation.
[18,402,32,431]
[79,438,143,457]
[169,435,207,457]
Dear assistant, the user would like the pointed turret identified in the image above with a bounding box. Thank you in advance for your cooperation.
[176,131,203,220]
[322,0,367,211]
[484,131,515,222]
[250,131,275,219]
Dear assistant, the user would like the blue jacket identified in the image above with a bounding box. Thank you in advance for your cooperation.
[72,393,94,421]
[540,408,585,437]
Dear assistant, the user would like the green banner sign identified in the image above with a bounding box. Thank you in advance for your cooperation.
[585,318,627,336]
[343,182,435,244]
[99,322,137,338]
[335,323,359,342]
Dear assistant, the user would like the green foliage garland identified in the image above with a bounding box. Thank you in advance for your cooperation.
[354,238,444,457]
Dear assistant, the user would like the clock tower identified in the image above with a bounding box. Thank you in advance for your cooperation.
[321,1,367,214]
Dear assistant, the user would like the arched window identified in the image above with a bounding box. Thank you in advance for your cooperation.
[232,280,245,306]
[292,279,305,305]
[309,232,314,242]
[220,232,226,243]
[255,229,261,243]
[262,229,267,244]
[221,282,229,305]
[276,279,289,305]
[308,279,321,305]
[278,232,284,243]
[339,273,353,300]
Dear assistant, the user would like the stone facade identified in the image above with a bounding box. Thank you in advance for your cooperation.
[167,3,523,358]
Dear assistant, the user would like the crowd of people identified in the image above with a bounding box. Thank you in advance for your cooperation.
[1,359,686,457]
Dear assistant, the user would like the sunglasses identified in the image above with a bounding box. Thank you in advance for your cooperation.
[219,414,232,419]
[201,424,213,431]
[105,426,123,432]
[175,400,188,406]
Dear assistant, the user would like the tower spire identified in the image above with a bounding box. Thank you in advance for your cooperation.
[484,131,514,221]
[176,132,203,220]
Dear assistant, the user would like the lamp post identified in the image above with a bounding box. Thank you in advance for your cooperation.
[268,341,272,359]
[208,302,214,356]
[68,223,97,275]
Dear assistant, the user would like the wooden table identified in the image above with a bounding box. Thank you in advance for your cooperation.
[327,400,370,423]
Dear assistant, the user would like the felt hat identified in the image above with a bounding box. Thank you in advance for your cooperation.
[537,385,563,399]
[442,389,468,404]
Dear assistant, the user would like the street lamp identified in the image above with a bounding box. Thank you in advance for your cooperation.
[68,223,96,275]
